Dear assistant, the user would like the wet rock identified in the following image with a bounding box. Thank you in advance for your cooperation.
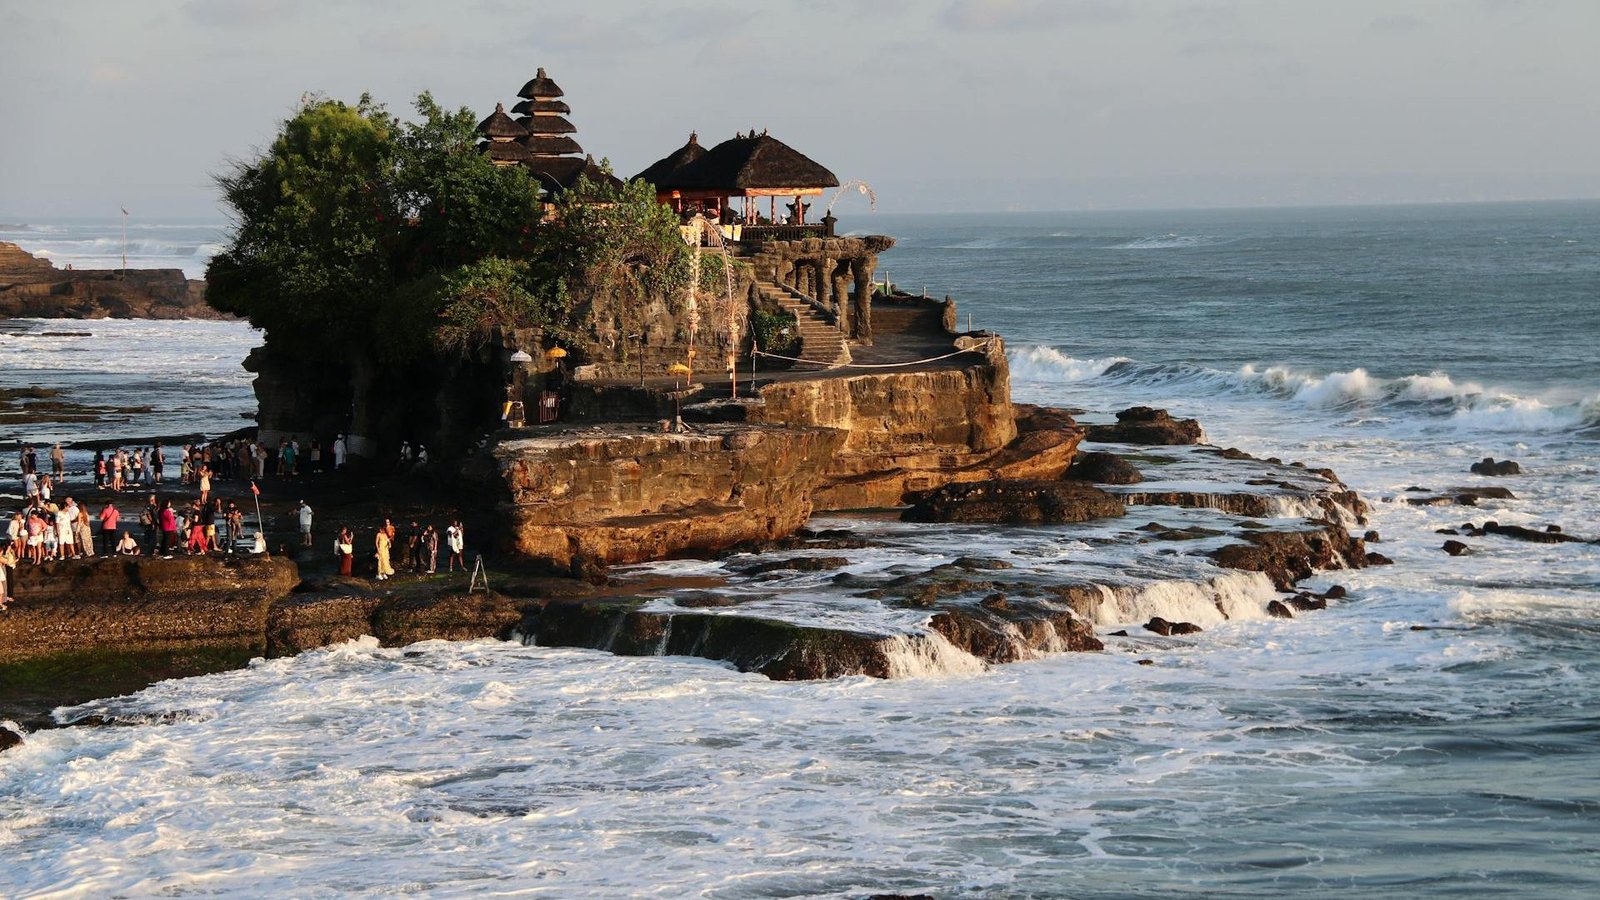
[902,479,1125,525]
[1210,523,1367,590]
[1436,528,1460,535]
[1266,600,1294,619]
[1470,457,1522,476]
[1442,540,1472,556]
[1144,616,1202,636]
[1364,530,1381,543]
[950,557,1014,571]
[1366,551,1394,566]
[1065,450,1144,485]
[1136,658,1154,666]
[1405,486,1516,506]
[1322,585,1348,600]
[0,725,22,753]
[1085,406,1204,445]
[1287,595,1327,612]
[1482,522,1584,544]
[979,593,1010,611]
[740,556,852,576]
[1546,525,1563,534]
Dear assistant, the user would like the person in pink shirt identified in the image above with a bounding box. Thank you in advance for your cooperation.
[98,501,120,557]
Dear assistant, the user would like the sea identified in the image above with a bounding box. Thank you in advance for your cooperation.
[1,202,1597,897]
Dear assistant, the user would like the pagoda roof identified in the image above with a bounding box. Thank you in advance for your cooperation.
[521,134,584,156]
[512,98,570,115]
[516,114,576,135]
[476,103,527,139]
[653,132,839,192]
[479,139,531,163]
[633,132,707,186]
[524,155,624,195]
[517,67,564,99]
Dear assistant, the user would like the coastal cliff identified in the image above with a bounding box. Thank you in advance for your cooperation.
[0,241,226,320]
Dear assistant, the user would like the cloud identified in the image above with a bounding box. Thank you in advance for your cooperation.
[359,25,449,54]
[184,0,307,28]
[942,0,1129,32]
[1369,14,1426,33]
[1180,37,1276,58]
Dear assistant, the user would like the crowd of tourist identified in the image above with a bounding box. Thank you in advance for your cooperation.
[1,433,463,611]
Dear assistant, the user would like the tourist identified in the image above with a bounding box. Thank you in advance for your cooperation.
[140,494,159,553]
[42,510,59,561]
[50,443,65,479]
[111,450,125,492]
[186,502,210,555]
[151,443,164,483]
[335,527,354,576]
[73,502,93,560]
[294,501,313,547]
[251,531,267,555]
[204,499,221,551]
[94,450,106,489]
[225,502,244,555]
[179,445,193,485]
[7,512,23,559]
[253,443,268,479]
[158,500,179,557]
[402,521,421,570]
[98,500,120,556]
[332,434,347,470]
[0,543,16,609]
[23,470,39,507]
[55,500,76,559]
[198,465,212,505]
[446,520,465,572]
[374,525,394,581]
[308,440,321,473]
[38,474,53,505]
[115,531,141,556]
[414,445,428,469]
[25,510,45,565]
[421,524,438,574]
[131,448,145,486]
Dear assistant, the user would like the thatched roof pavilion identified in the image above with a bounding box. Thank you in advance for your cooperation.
[475,102,531,167]
[634,132,706,187]
[521,134,584,156]
[518,114,577,135]
[525,155,621,195]
[486,66,620,195]
[637,131,839,223]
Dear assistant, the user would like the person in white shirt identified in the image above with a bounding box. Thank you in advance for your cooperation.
[297,501,314,547]
[333,434,347,471]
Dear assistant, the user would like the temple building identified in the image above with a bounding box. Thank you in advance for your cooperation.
[635,130,840,233]
[478,67,621,196]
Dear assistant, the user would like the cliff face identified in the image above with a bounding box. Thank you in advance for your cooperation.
[484,341,1086,568]
[492,425,848,568]
[0,241,228,320]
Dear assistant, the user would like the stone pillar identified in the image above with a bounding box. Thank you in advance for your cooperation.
[851,257,876,344]
[830,262,851,320]
[818,257,835,312]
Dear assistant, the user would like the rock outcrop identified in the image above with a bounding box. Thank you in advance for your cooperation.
[902,479,1126,525]
[1085,407,1203,445]
[1470,457,1522,476]
[1065,450,1143,485]
[0,242,227,320]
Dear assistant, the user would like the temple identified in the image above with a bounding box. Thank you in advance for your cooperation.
[477,67,622,197]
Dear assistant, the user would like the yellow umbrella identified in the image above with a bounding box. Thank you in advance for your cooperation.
[545,347,568,359]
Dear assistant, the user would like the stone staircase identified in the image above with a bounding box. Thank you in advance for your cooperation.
[755,280,851,368]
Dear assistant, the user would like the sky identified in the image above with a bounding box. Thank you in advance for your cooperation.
[2,0,1598,217]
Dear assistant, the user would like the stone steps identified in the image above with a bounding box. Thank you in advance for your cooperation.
[755,280,850,368]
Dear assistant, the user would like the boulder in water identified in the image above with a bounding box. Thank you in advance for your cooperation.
[1470,457,1522,476]
[1085,407,1203,445]
[1442,539,1472,556]
[1065,450,1143,485]
[1266,600,1294,619]
[0,724,22,753]
[1144,616,1202,636]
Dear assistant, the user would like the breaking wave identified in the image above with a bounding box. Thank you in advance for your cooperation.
[1009,345,1600,434]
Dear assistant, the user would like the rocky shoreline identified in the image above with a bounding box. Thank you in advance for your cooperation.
[0,241,227,320]
[1,311,1384,747]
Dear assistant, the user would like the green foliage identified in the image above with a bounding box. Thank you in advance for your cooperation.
[434,257,574,354]
[206,95,398,351]
[207,92,546,361]
[750,308,799,357]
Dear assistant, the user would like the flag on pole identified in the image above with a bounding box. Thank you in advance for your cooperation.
[250,481,260,496]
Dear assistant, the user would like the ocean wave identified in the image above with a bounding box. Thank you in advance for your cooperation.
[1009,345,1600,434]
[1109,234,1230,250]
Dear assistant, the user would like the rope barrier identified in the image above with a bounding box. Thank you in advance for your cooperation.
[752,339,998,370]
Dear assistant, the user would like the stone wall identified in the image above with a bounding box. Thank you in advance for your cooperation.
[745,235,895,341]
